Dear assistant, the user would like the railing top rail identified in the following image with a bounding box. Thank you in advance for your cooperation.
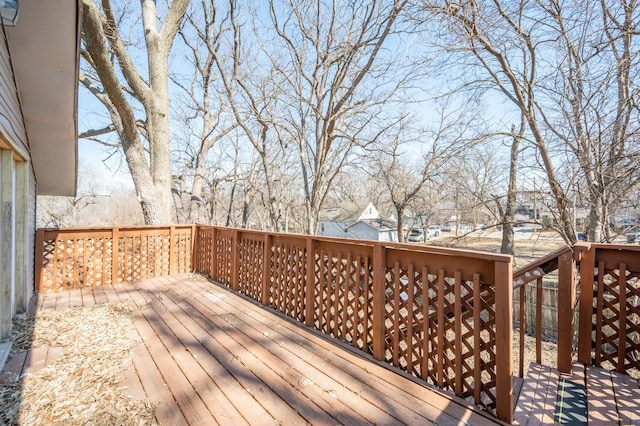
[512,245,572,288]
[578,241,640,272]
[587,242,640,252]
[197,225,512,263]
[38,224,194,233]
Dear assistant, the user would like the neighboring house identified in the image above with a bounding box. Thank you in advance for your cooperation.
[318,202,398,242]
[345,218,398,242]
[318,202,379,237]
[0,0,80,365]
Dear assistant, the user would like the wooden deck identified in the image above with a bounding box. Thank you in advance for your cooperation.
[514,362,640,425]
[4,275,504,425]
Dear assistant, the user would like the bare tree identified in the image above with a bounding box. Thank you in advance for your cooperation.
[499,122,525,255]
[171,0,240,223]
[264,0,411,234]
[421,0,640,244]
[421,1,575,242]
[375,105,475,242]
[80,0,190,225]
[539,0,640,242]
[198,0,296,232]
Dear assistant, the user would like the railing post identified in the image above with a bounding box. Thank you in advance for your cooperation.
[305,237,316,327]
[231,229,239,291]
[190,225,197,272]
[169,226,177,276]
[577,243,595,364]
[494,259,513,424]
[35,229,45,293]
[372,243,386,361]
[210,227,217,280]
[262,233,272,305]
[111,227,119,285]
[557,249,575,373]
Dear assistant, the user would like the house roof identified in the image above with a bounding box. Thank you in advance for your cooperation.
[347,218,397,232]
[319,201,378,222]
[7,0,80,196]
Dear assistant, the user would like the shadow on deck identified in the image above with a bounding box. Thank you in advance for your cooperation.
[514,361,640,425]
[2,275,504,425]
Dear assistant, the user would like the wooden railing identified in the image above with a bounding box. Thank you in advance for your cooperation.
[33,225,640,423]
[512,246,579,376]
[513,242,640,379]
[35,225,195,292]
[577,243,640,375]
[193,226,515,422]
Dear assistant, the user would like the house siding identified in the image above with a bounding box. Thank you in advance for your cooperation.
[0,29,36,341]
[346,222,379,241]
[0,28,28,160]
[318,220,349,238]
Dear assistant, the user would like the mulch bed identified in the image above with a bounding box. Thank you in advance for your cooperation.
[0,302,154,425]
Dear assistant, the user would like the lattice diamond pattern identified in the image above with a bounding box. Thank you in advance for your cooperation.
[383,265,498,412]
[215,234,233,287]
[238,238,264,301]
[270,243,306,321]
[594,268,640,374]
[313,251,373,353]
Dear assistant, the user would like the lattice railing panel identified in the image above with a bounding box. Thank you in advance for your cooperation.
[383,261,498,411]
[270,242,306,321]
[592,262,640,375]
[214,233,233,287]
[116,233,173,283]
[314,250,373,353]
[477,282,497,409]
[195,228,215,277]
[37,226,195,292]
[238,237,264,302]
[174,230,193,274]
[40,235,115,290]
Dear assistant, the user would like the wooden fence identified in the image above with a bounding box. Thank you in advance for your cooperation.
[35,225,195,292]
[513,242,640,378]
[193,226,514,422]
[512,246,578,375]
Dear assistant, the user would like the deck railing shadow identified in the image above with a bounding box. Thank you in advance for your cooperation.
[194,227,515,420]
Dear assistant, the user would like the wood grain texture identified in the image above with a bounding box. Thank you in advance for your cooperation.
[23,275,508,425]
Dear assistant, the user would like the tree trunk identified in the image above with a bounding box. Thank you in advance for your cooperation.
[587,193,603,243]
[501,126,520,255]
[396,206,405,243]
[81,0,189,226]
[189,159,208,223]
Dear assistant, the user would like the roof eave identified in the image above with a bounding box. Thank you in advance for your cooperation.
[6,0,81,196]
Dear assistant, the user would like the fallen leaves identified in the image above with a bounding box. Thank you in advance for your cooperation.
[0,302,155,425]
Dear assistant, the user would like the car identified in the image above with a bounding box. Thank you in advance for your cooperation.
[408,229,425,242]
[427,225,441,237]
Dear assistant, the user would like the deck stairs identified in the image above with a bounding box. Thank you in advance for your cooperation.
[514,362,639,425]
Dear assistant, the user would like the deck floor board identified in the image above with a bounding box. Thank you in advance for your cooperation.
[514,361,640,426]
[9,275,506,425]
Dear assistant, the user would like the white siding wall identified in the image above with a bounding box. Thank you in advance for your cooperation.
[378,230,398,242]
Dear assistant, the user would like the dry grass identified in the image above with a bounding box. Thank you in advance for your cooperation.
[430,235,566,269]
[0,303,154,425]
